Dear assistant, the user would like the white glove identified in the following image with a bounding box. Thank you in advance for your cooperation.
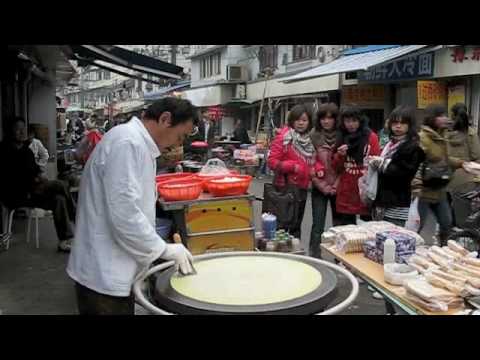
[161,243,194,275]
[369,156,383,169]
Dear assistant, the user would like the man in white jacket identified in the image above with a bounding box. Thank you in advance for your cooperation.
[67,97,196,315]
[27,128,49,174]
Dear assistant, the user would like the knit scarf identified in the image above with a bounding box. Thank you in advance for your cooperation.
[283,127,316,164]
[311,129,337,148]
[381,134,407,159]
[340,129,371,165]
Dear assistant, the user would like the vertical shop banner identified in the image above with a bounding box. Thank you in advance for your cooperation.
[447,85,466,114]
[417,81,447,109]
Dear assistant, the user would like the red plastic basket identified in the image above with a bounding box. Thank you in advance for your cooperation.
[157,179,203,202]
[194,173,232,192]
[205,175,253,197]
[155,173,194,185]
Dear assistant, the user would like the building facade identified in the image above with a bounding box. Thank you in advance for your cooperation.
[183,45,349,137]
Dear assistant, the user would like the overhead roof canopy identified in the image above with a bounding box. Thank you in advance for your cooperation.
[281,45,429,83]
[69,45,184,80]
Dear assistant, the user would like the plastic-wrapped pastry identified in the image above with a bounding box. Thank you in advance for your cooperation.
[465,285,480,296]
[424,273,470,297]
[429,269,466,286]
[447,269,480,288]
[404,291,448,312]
[452,263,480,278]
[403,278,458,303]
[462,256,480,268]
[447,240,469,256]
[430,246,456,262]
[427,252,452,270]
[408,263,427,274]
[441,247,464,261]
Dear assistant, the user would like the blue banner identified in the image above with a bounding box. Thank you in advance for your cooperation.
[358,51,434,82]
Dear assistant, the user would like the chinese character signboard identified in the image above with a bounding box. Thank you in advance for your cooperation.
[447,85,466,114]
[342,85,385,107]
[417,80,447,109]
[450,46,480,63]
[358,52,434,83]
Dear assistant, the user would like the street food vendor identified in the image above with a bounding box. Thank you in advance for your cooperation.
[67,97,197,315]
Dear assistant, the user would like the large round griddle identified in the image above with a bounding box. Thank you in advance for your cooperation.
[152,252,338,315]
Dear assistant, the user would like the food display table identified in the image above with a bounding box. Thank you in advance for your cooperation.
[320,243,464,315]
[158,193,256,255]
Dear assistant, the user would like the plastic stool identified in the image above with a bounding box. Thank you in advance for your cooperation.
[26,208,53,249]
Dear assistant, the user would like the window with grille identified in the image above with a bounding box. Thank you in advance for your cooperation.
[259,45,278,72]
[200,52,222,79]
[292,45,317,61]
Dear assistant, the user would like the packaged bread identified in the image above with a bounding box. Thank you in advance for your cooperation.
[447,240,469,256]
[465,285,480,296]
[404,291,448,312]
[403,278,458,303]
[452,263,480,278]
[430,269,466,286]
[441,247,464,261]
[430,246,456,261]
[447,269,480,288]
[427,251,452,270]
[408,263,427,274]
[409,254,434,269]
[424,272,470,297]
[462,257,480,268]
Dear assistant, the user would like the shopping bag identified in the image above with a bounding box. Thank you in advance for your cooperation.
[359,163,378,206]
[405,198,421,232]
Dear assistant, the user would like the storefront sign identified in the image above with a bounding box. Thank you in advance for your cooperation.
[342,85,385,107]
[417,80,447,109]
[358,52,435,82]
[450,46,480,63]
[447,85,466,114]
[207,106,231,121]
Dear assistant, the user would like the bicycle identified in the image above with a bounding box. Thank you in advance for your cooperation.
[449,184,480,255]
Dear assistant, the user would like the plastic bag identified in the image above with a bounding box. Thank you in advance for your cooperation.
[199,158,230,176]
[405,198,421,232]
[358,164,378,206]
[384,263,419,286]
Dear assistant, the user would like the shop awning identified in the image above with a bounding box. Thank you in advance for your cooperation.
[281,45,429,83]
[69,45,184,80]
[143,81,191,101]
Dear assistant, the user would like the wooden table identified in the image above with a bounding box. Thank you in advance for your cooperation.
[321,244,464,315]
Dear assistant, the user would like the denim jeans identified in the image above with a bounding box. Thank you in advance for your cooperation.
[310,188,340,258]
[418,197,453,245]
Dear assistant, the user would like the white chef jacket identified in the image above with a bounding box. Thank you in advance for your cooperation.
[67,116,166,297]
[204,119,210,143]
[29,138,49,172]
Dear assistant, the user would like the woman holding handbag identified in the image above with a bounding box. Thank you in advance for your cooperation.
[411,104,465,246]
[310,103,341,258]
[333,106,381,225]
[371,106,425,227]
[267,104,324,239]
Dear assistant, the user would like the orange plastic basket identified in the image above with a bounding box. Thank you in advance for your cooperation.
[205,175,253,197]
[155,173,194,185]
[157,179,203,202]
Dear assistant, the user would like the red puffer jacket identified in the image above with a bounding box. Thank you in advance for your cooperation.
[333,131,380,215]
[268,127,324,190]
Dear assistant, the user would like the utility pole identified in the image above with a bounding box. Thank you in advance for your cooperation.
[171,45,177,65]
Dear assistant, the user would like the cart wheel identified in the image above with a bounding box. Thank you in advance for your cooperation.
[449,229,480,255]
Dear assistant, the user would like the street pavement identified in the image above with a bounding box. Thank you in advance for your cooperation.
[0,177,436,315]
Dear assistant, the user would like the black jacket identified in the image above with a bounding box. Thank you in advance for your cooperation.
[375,141,425,209]
[232,127,252,144]
[0,140,41,208]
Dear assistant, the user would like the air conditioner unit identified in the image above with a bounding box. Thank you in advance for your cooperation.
[227,65,248,81]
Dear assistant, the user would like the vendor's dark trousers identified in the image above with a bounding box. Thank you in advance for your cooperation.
[284,189,308,239]
[75,282,135,315]
[30,180,76,241]
[310,189,340,258]
[418,198,452,246]
[337,213,372,225]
